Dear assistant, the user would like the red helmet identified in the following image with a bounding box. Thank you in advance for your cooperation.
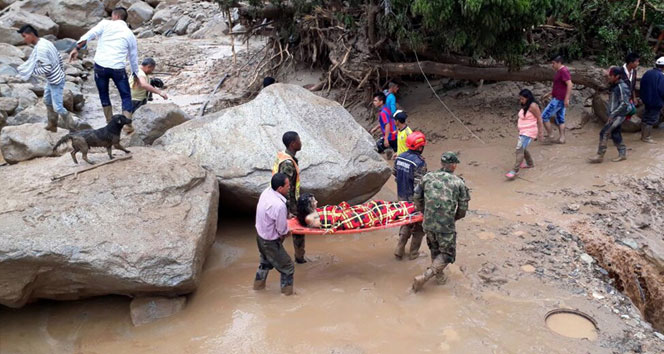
[406,131,427,150]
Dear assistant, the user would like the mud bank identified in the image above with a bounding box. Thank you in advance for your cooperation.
[567,176,664,333]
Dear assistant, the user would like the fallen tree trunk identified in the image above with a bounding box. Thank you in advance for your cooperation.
[380,62,607,90]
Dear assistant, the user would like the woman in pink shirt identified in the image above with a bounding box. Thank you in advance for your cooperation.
[506,89,544,180]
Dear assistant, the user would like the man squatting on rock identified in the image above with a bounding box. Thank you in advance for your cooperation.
[412,152,470,293]
[129,57,168,113]
[253,173,295,296]
[588,67,632,163]
[16,25,88,132]
[273,131,307,263]
[69,6,139,133]
[393,131,428,260]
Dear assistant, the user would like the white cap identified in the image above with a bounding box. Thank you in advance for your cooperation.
[656,57,664,66]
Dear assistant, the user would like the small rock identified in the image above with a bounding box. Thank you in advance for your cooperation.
[654,332,664,341]
[137,29,155,38]
[591,292,605,300]
[580,253,594,265]
[520,265,536,273]
[130,296,186,326]
[620,238,639,250]
[621,315,630,319]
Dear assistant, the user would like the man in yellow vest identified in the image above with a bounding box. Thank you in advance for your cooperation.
[272,131,306,263]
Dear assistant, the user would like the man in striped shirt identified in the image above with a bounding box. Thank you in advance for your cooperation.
[69,7,139,133]
[17,25,86,132]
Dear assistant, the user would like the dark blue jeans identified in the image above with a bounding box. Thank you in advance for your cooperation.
[94,64,132,113]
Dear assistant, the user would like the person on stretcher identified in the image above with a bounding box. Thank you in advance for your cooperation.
[296,193,416,231]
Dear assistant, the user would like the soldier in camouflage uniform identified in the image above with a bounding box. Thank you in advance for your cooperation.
[411,151,470,293]
[273,131,307,263]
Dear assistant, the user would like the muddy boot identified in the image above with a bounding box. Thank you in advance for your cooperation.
[611,150,626,162]
[411,268,434,293]
[587,154,604,164]
[394,226,409,260]
[408,231,424,260]
[280,273,294,296]
[102,106,113,123]
[44,105,58,132]
[293,234,306,264]
[122,110,134,134]
[435,271,448,285]
[253,267,269,290]
[641,125,656,144]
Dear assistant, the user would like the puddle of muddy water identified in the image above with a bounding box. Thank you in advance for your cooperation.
[545,311,598,341]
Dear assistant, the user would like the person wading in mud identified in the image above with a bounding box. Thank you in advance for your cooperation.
[253,173,295,296]
[273,131,307,264]
[69,7,139,133]
[505,89,544,180]
[370,92,397,159]
[393,131,427,260]
[541,55,572,144]
[411,152,470,293]
[638,57,664,144]
[588,67,632,163]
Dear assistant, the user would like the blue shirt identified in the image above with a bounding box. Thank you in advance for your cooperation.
[386,93,397,116]
[394,151,427,201]
[640,68,664,109]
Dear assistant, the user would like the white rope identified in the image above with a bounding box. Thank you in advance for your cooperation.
[411,50,487,145]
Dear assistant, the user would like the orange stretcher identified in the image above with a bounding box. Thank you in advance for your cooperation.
[288,213,423,235]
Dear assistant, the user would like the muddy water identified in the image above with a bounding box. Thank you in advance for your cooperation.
[546,312,598,341]
[0,180,628,354]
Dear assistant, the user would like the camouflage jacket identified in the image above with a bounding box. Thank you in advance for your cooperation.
[278,152,298,215]
[413,169,470,233]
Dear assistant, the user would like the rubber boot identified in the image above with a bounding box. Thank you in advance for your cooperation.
[280,273,294,296]
[122,110,134,134]
[394,226,409,260]
[102,106,113,123]
[408,231,424,260]
[611,150,626,162]
[411,268,435,293]
[435,271,448,285]
[60,112,77,131]
[641,125,656,144]
[44,105,58,132]
[253,267,269,290]
[587,153,604,164]
[293,235,306,264]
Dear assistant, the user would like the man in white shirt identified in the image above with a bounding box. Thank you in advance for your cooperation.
[69,7,139,132]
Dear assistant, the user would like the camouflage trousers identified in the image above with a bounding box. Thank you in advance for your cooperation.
[425,231,457,264]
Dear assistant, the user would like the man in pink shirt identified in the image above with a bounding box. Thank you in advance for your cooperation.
[541,55,573,144]
[253,173,295,295]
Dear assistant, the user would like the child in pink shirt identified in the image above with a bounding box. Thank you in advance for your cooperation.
[506,89,544,180]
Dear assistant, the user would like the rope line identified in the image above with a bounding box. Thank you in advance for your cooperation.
[411,50,487,145]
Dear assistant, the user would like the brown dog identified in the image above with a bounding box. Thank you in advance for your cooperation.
[53,114,132,164]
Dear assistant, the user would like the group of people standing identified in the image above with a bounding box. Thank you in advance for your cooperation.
[507,53,664,179]
[16,7,167,135]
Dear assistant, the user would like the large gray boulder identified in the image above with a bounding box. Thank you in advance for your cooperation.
[0,24,24,45]
[50,0,106,39]
[125,102,190,146]
[592,93,641,132]
[0,147,219,307]
[0,10,59,36]
[7,102,91,130]
[0,123,67,163]
[190,14,228,39]
[5,0,51,14]
[0,43,26,60]
[154,83,391,210]
[127,1,154,29]
[0,83,38,114]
